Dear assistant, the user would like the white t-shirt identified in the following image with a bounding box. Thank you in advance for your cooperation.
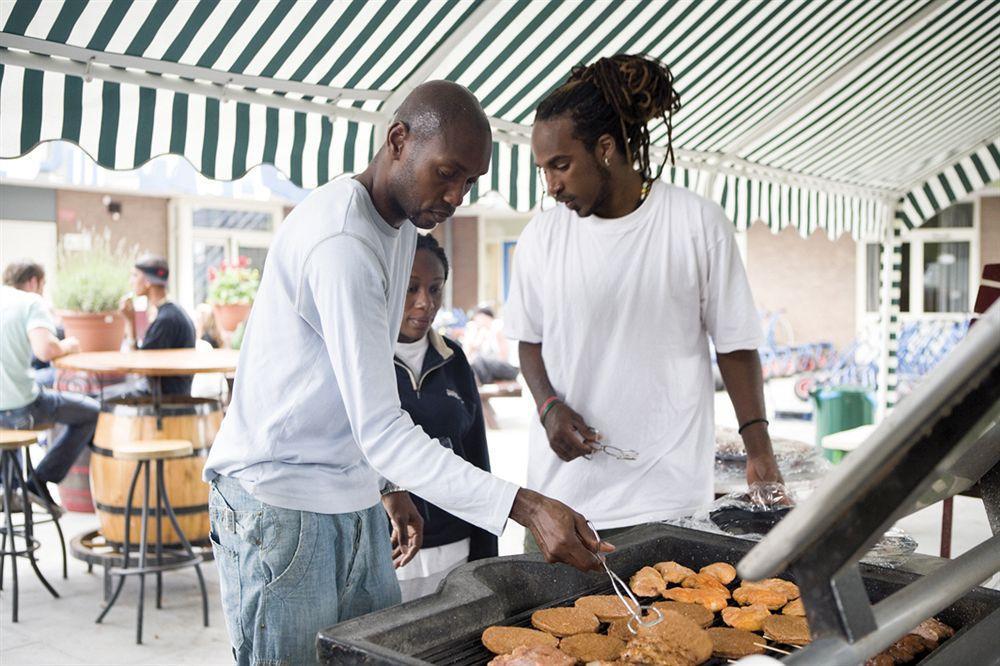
[0,285,56,410]
[504,181,762,529]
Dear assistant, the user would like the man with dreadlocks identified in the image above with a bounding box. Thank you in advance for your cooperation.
[505,54,784,547]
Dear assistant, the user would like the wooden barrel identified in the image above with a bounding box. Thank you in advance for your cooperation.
[91,396,221,546]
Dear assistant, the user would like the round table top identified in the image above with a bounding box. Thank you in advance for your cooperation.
[54,349,239,376]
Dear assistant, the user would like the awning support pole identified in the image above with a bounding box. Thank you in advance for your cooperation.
[876,200,901,421]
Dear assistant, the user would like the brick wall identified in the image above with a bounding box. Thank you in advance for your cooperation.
[55,190,169,258]
[980,196,1000,274]
[745,222,857,350]
[448,216,479,313]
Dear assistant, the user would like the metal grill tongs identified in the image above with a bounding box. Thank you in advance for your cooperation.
[587,522,663,634]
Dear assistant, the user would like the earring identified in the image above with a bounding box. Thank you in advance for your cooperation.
[604,157,610,166]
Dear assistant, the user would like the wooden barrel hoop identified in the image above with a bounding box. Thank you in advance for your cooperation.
[90,396,221,546]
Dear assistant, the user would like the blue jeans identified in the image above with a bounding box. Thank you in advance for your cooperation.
[0,390,99,484]
[208,475,401,665]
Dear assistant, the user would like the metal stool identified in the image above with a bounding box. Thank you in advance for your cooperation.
[0,423,68,580]
[0,429,60,622]
[96,439,209,644]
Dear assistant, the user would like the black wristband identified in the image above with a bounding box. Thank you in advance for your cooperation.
[738,418,769,434]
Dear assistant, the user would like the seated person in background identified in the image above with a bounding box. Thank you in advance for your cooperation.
[393,235,498,601]
[194,302,222,349]
[115,254,196,398]
[30,332,60,389]
[191,303,227,400]
[463,306,519,385]
[6,261,61,388]
[1,260,99,510]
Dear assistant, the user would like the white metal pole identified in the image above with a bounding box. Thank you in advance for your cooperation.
[876,200,900,421]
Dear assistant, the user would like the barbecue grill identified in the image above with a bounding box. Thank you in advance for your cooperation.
[318,303,1000,665]
[317,523,999,664]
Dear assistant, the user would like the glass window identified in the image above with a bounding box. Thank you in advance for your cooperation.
[193,208,273,231]
[922,202,973,228]
[193,240,226,305]
[239,246,268,274]
[923,241,970,313]
[865,243,909,313]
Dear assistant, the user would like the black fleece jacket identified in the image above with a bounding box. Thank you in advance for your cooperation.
[394,330,498,561]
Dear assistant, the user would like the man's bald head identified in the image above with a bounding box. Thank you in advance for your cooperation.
[392,80,491,144]
[376,80,493,230]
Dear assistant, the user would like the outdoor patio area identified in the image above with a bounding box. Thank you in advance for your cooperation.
[2,380,995,664]
[1,1,998,664]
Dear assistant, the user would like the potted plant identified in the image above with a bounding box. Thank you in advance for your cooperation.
[52,228,134,352]
[208,256,260,331]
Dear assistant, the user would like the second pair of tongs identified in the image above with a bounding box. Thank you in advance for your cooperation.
[587,522,663,633]
[583,429,639,461]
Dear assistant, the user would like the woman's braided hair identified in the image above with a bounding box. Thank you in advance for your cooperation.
[535,54,682,181]
[416,233,449,281]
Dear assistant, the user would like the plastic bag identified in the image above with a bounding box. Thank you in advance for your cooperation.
[863,526,918,568]
[666,484,916,568]
[714,428,832,495]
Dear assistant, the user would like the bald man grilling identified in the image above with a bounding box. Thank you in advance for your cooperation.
[204,82,611,665]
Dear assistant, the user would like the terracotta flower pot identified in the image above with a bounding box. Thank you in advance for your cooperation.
[213,302,252,332]
[57,310,126,352]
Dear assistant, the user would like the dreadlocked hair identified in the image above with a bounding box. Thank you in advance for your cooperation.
[535,53,682,181]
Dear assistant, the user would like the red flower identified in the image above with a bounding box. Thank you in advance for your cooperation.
[208,266,217,281]
[239,255,250,268]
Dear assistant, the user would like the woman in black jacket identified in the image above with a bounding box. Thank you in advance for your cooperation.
[393,234,497,601]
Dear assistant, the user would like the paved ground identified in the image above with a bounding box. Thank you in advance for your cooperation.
[1,378,992,665]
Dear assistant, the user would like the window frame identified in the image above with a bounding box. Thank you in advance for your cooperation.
[170,196,284,311]
[856,198,980,327]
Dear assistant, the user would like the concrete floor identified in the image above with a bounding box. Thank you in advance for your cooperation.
[1,377,993,665]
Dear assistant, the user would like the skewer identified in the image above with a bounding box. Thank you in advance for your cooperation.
[755,643,793,655]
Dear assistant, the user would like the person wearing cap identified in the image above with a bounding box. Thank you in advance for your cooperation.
[117,254,196,397]
[1,260,100,511]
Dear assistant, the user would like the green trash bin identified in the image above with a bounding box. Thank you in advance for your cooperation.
[811,386,875,462]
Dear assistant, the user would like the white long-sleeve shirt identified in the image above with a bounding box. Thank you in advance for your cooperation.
[204,178,518,535]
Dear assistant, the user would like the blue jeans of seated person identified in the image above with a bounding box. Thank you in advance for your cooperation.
[209,475,401,666]
[0,389,99,484]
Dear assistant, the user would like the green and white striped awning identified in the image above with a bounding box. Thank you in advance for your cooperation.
[896,138,1000,228]
[1,0,998,235]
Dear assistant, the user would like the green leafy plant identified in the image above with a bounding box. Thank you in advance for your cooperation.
[229,320,246,350]
[52,228,135,313]
[207,256,260,305]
